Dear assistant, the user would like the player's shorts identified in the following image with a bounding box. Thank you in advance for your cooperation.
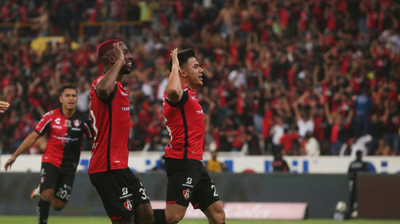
[89,168,150,221]
[39,162,75,203]
[165,158,220,212]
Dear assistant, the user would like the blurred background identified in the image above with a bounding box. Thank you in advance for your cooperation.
[1,0,400,157]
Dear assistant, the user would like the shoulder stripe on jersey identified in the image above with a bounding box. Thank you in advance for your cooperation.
[39,119,52,134]
[165,90,189,108]
[164,87,187,101]
[95,84,118,104]
[179,105,189,159]
[84,123,93,138]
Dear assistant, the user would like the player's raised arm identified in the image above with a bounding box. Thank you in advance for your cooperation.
[0,101,10,113]
[166,48,183,103]
[96,42,126,99]
[4,131,41,171]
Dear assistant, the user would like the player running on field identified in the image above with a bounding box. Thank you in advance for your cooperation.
[152,48,226,224]
[89,40,154,224]
[4,85,94,224]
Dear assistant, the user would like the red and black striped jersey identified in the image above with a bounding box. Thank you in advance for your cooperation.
[163,85,205,160]
[35,108,94,171]
[89,74,131,174]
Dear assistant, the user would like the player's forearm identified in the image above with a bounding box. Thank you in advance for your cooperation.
[96,60,124,99]
[12,132,40,158]
[166,65,183,101]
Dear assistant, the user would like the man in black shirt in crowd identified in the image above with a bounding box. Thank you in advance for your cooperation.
[272,151,290,172]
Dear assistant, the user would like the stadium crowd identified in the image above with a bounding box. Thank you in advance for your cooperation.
[1,0,400,156]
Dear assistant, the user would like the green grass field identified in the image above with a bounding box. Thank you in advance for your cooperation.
[0,216,398,224]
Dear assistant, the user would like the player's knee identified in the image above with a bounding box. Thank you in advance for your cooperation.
[51,200,66,211]
[136,203,154,224]
[208,205,225,223]
[215,209,226,223]
[138,211,154,224]
[52,204,65,211]
[167,213,185,224]
[41,190,54,202]
[139,216,154,224]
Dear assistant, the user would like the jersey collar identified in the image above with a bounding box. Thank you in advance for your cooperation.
[59,107,77,118]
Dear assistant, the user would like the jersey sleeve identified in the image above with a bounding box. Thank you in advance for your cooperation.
[83,116,95,139]
[94,80,118,104]
[165,89,189,107]
[35,111,53,136]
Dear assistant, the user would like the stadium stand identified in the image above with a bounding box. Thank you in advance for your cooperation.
[0,0,400,156]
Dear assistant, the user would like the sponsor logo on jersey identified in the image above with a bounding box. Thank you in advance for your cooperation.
[124,199,132,211]
[122,187,128,195]
[196,110,203,114]
[119,187,133,199]
[121,107,130,111]
[73,119,81,127]
[183,188,191,200]
[64,120,71,127]
[54,135,79,145]
[52,125,62,129]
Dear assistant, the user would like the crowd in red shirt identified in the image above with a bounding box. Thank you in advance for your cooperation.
[1,0,400,156]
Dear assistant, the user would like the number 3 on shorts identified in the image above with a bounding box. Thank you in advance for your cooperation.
[139,188,149,200]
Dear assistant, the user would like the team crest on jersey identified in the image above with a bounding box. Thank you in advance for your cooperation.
[73,119,81,127]
[124,199,133,211]
[183,188,191,200]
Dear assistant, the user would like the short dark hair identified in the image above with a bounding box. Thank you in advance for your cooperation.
[356,150,362,159]
[61,85,77,94]
[168,48,196,72]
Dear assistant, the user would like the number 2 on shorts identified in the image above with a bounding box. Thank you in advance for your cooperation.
[211,185,218,196]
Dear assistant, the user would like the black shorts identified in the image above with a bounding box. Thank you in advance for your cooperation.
[165,158,220,212]
[89,168,150,221]
[39,162,75,203]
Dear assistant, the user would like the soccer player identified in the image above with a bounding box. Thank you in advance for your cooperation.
[0,100,10,113]
[89,40,154,224]
[4,85,94,224]
[153,48,226,224]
